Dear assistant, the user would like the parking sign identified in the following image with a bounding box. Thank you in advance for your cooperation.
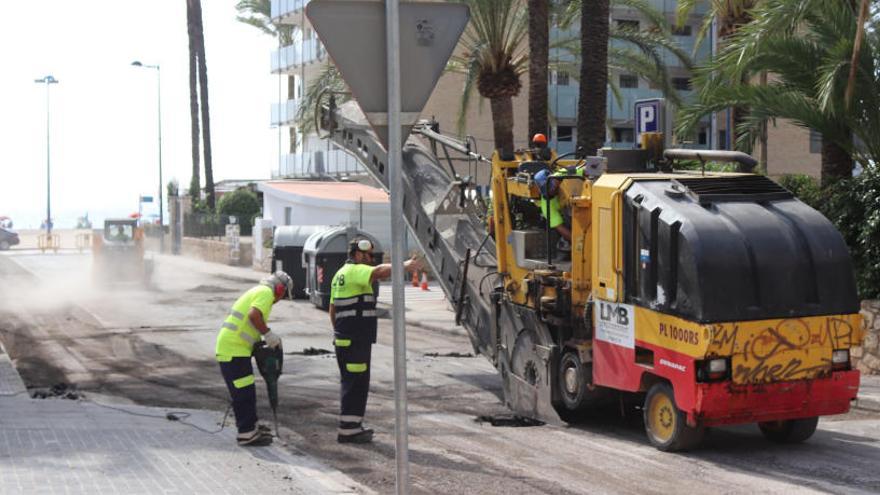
[634,98,670,147]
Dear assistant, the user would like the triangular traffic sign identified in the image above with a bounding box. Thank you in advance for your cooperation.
[306,0,469,149]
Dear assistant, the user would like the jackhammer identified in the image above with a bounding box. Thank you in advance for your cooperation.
[252,341,283,440]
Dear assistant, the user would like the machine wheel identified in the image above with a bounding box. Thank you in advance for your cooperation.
[643,382,704,452]
[758,417,819,443]
[554,350,591,422]
[0,240,9,251]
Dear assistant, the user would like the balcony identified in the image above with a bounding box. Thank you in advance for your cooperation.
[271,0,311,24]
[270,38,326,73]
[271,99,299,126]
[275,150,364,178]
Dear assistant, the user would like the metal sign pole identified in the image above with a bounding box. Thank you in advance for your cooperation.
[385,0,409,493]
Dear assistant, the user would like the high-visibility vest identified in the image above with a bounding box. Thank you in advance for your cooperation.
[215,285,274,359]
[330,262,378,344]
[534,166,584,228]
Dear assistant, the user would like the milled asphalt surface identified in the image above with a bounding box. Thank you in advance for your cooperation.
[2,248,880,494]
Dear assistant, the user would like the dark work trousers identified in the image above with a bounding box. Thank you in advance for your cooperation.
[219,357,257,434]
[335,341,372,431]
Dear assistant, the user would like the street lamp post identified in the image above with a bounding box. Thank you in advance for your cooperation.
[131,61,164,252]
[34,75,59,237]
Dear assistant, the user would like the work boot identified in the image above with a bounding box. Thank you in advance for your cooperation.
[337,427,374,444]
[237,428,273,447]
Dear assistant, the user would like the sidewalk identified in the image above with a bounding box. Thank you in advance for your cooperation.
[0,343,368,494]
[857,374,880,412]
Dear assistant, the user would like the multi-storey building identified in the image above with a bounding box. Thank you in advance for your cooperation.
[549,0,713,155]
[270,0,821,180]
[270,0,362,178]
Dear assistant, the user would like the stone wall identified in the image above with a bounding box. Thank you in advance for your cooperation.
[181,237,253,267]
[854,300,880,375]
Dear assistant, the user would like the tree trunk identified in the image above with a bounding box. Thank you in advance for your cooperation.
[821,137,853,185]
[527,0,549,142]
[186,0,201,201]
[490,96,515,156]
[191,0,215,211]
[576,0,609,157]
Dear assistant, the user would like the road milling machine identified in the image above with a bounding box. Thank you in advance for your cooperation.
[318,96,863,450]
[92,218,150,285]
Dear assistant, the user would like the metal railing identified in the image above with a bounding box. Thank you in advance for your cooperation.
[184,213,252,239]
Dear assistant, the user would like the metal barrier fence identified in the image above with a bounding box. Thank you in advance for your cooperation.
[184,213,251,239]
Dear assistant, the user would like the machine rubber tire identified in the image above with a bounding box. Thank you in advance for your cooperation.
[758,417,819,443]
[555,351,590,422]
[643,382,704,452]
[0,241,8,251]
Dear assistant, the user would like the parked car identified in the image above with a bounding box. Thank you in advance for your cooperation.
[0,228,20,250]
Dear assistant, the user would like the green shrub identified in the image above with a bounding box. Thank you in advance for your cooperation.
[217,188,261,236]
[672,160,740,173]
[780,172,880,299]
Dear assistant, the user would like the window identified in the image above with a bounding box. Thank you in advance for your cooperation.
[698,130,707,145]
[555,70,570,86]
[672,25,692,36]
[284,207,292,226]
[672,77,691,91]
[616,19,640,30]
[613,127,634,143]
[809,129,822,154]
[619,74,638,89]
[557,126,573,142]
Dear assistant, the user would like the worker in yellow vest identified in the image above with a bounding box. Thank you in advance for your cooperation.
[215,271,292,446]
[329,238,419,443]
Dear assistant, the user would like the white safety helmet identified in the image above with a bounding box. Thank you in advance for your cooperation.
[261,270,293,299]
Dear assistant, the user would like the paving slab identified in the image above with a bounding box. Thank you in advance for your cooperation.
[0,345,369,495]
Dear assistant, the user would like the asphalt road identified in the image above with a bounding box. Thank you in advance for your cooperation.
[1,251,879,494]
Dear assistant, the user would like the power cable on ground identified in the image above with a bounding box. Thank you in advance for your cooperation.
[82,395,232,435]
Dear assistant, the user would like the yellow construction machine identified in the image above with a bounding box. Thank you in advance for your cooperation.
[92,218,149,284]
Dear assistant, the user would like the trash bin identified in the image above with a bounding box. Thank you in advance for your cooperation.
[272,225,332,298]
[302,225,384,310]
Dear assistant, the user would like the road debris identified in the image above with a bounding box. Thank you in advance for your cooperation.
[289,347,334,356]
[423,352,474,358]
[475,414,544,427]
[31,382,80,400]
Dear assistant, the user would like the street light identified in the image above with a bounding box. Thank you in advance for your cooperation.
[131,60,164,251]
[34,75,59,236]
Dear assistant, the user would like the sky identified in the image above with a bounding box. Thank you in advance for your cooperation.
[0,0,279,229]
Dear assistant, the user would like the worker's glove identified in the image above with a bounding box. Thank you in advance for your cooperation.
[263,330,282,349]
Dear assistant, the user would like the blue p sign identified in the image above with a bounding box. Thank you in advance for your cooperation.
[634,98,665,145]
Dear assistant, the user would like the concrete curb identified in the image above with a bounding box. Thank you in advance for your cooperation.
[0,338,27,397]
[854,396,880,412]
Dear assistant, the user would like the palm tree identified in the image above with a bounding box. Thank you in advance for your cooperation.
[677,0,880,183]
[294,63,347,135]
[186,0,201,202]
[190,0,215,211]
[528,0,550,142]
[677,0,761,165]
[559,0,693,155]
[448,0,529,154]
[236,0,298,155]
[576,0,609,157]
